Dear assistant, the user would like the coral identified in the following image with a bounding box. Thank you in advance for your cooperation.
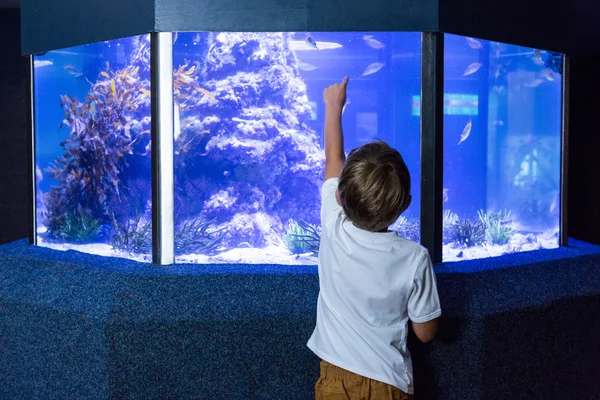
[55,212,102,243]
[282,219,321,255]
[43,43,152,240]
[389,216,420,243]
[448,217,485,248]
[442,210,459,244]
[175,217,225,256]
[172,32,324,247]
[478,209,516,245]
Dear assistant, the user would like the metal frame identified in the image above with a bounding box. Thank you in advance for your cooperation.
[560,55,570,247]
[27,55,37,245]
[420,32,444,263]
[150,32,175,265]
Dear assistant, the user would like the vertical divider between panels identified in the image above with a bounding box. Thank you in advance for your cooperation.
[27,55,37,245]
[420,32,444,263]
[560,55,570,247]
[151,32,175,265]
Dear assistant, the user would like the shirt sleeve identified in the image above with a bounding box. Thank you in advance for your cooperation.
[407,252,442,323]
[321,177,342,224]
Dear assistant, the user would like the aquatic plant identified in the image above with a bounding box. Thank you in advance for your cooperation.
[175,217,225,256]
[55,212,102,243]
[282,219,321,255]
[442,210,459,243]
[478,209,516,245]
[390,216,420,243]
[44,61,152,239]
[110,214,152,255]
[448,217,485,248]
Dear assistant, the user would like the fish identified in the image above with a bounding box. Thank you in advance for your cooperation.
[140,88,151,97]
[174,103,181,140]
[542,69,555,81]
[173,32,179,44]
[36,165,43,182]
[361,62,385,77]
[463,62,482,76]
[305,32,318,49]
[549,191,559,214]
[102,61,110,72]
[465,37,482,49]
[193,33,201,44]
[100,71,110,79]
[525,79,543,88]
[110,79,117,99]
[342,99,351,115]
[34,60,53,68]
[493,64,502,80]
[197,87,216,100]
[443,188,449,203]
[458,119,472,145]
[297,61,318,71]
[363,35,385,49]
[64,64,78,74]
[289,40,342,51]
[532,49,544,66]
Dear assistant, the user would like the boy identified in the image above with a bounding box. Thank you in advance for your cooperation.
[307,77,441,399]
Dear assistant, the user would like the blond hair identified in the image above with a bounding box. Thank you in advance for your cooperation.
[338,141,412,232]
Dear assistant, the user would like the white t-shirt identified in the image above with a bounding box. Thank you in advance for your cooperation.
[307,178,441,394]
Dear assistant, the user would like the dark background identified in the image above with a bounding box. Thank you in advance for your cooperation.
[2,5,597,246]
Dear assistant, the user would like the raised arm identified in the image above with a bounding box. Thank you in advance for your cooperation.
[323,77,349,180]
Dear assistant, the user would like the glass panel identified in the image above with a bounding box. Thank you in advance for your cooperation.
[33,35,153,261]
[443,34,562,261]
[172,32,421,264]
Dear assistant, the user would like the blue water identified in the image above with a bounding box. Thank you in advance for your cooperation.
[32,32,562,264]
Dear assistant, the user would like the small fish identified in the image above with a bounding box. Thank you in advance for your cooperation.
[363,35,385,49]
[110,79,117,99]
[549,191,559,214]
[463,62,482,76]
[140,88,151,97]
[361,62,385,77]
[193,33,201,44]
[34,60,53,68]
[64,64,78,74]
[493,64,502,80]
[532,49,544,65]
[465,37,482,49]
[100,71,110,79]
[297,61,318,71]
[494,120,504,126]
[525,79,543,88]
[102,61,110,72]
[542,69,555,81]
[443,188,449,203]
[173,32,179,44]
[305,32,318,49]
[458,119,472,145]
[197,87,216,100]
[223,170,230,177]
[342,99,351,115]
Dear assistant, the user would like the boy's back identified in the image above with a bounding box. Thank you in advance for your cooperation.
[307,77,441,399]
[307,178,440,394]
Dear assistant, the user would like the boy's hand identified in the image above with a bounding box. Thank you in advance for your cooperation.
[323,76,349,110]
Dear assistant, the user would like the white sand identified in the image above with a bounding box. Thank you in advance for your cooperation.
[442,233,559,262]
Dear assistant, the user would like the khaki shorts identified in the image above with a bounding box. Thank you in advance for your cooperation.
[315,361,411,400]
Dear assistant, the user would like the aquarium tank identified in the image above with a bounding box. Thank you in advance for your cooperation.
[441,34,562,261]
[32,32,422,264]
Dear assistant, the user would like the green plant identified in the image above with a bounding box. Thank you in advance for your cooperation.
[175,217,225,256]
[478,209,516,245]
[448,217,485,248]
[55,212,102,243]
[282,219,321,255]
[110,214,152,254]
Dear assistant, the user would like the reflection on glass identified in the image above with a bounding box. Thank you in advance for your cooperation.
[34,35,153,261]
[172,32,421,264]
[442,34,562,261]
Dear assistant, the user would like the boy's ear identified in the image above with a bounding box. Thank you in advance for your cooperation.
[336,189,342,206]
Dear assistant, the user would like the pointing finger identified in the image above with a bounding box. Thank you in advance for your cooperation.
[341,76,349,87]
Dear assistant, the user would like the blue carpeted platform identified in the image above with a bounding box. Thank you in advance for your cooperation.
[1,239,599,399]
